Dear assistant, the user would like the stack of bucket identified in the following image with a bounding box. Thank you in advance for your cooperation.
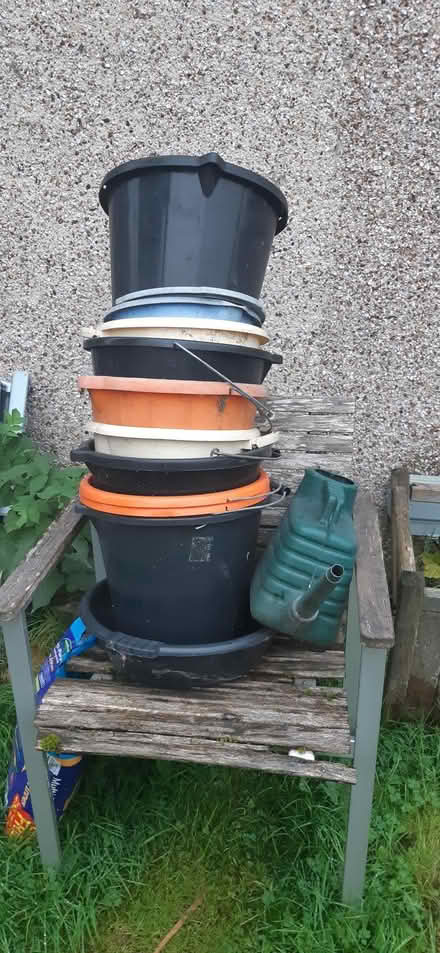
[73,153,289,688]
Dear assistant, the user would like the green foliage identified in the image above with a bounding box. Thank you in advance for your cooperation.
[418,536,440,586]
[0,410,93,607]
[422,549,440,580]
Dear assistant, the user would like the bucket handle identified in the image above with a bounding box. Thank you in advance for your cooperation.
[173,341,273,431]
[210,447,282,461]
[224,481,290,512]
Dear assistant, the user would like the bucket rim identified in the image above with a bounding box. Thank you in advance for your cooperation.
[88,421,278,442]
[114,286,266,322]
[82,336,282,364]
[78,471,270,516]
[78,375,267,397]
[96,316,268,339]
[99,152,288,233]
[81,582,272,657]
[71,438,273,472]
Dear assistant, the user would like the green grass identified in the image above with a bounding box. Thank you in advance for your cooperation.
[0,667,440,953]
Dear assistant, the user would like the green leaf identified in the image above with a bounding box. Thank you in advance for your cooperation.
[37,484,65,501]
[29,471,49,494]
[422,551,440,579]
[0,464,30,488]
[71,533,91,562]
[26,501,43,525]
[4,506,28,532]
[32,569,64,611]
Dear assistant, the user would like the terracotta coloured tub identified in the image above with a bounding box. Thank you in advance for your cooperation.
[79,376,267,430]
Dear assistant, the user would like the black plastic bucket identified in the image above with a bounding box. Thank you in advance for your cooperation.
[99,152,288,302]
[71,440,279,495]
[83,337,282,385]
[80,581,272,688]
[77,504,263,643]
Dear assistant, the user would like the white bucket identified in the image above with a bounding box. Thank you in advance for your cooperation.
[84,317,269,349]
[89,421,279,460]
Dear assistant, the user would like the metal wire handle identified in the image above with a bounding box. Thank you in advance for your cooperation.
[173,341,274,430]
[210,447,281,461]
[192,485,290,527]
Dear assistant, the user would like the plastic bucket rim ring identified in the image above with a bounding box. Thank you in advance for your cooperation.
[99,152,288,232]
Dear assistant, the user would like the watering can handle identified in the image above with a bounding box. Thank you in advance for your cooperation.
[173,341,273,430]
[320,494,340,528]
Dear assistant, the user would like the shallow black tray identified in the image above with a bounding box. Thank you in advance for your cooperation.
[80,581,272,689]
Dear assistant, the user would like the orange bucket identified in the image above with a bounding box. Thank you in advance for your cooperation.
[79,471,270,517]
[79,376,266,431]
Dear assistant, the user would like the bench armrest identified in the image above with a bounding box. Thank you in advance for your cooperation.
[354,492,394,649]
[0,500,84,623]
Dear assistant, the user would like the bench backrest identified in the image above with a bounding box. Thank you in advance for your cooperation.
[259,396,355,545]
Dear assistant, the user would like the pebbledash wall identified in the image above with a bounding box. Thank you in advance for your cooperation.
[1,0,438,501]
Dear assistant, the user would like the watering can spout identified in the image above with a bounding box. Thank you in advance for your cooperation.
[282,564,344,636]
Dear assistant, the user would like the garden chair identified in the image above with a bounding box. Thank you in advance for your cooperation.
[0,394,394,906]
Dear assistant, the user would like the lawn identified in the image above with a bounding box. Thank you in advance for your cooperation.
[0,623,439,953]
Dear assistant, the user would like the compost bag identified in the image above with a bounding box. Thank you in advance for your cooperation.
[5,617,95,836]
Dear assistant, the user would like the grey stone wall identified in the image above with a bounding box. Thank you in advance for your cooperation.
[1,0,438,496]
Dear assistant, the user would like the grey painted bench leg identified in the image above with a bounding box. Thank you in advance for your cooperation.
[2,611,61,868]
[342,644,387,905]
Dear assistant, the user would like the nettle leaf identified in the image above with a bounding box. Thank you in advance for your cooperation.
[64,568,94,593]
[29,471,49,494]
[4,506,28,533]
[26,502,43,525]
[37,484,65,501]
[0,486,14,507]
[32,569,64,611]
[71,532,91,562]
[422,551,440,579]
[0,464,31,488]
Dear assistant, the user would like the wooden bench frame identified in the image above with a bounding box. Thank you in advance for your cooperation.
[0,398,394,906]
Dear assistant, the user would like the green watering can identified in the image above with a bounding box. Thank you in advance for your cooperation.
[250,468,358,647]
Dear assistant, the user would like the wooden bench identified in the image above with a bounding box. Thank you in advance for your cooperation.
[0,396,394,906]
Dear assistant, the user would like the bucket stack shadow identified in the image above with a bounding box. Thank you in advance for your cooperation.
[73,152,289,688]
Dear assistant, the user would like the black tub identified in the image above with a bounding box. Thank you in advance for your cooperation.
[80,581,272,688]
[99,152,288,302]
[76,504,264,643]
[71,440,280,495]
[83,337,282,385]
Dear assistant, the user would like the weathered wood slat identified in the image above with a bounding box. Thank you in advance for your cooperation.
[40,679,349,718]
[265,451,353,475]
[354,493,395,648]
[67,656,114,675]
[67,645,345,681]
[410,482,440,503]
[0,501,84,622]
[265,397,355,416]
[36,727,356,783]
[272,434,353,452]
[37,672,352,756]
[37,715,349,755]
[269,412,354,435]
